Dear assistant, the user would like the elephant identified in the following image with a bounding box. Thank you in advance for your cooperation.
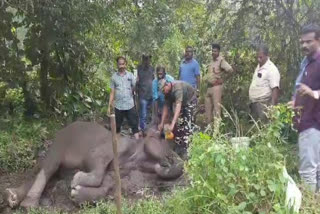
[5,121,183,208]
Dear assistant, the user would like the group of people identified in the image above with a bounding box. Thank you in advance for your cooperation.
[107,49,200,157]
[107,23,320,193]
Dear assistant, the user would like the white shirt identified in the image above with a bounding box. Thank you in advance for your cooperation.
[249,59,280,103]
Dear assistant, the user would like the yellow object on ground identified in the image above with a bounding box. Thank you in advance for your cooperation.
[165,131,174,140]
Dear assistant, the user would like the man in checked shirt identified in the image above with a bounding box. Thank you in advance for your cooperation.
[108,56,140,139]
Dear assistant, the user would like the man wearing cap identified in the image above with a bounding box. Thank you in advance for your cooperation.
[136,54,154,134]
[158,79,197,157]
[204,43,234,124]
[152,66,174,123]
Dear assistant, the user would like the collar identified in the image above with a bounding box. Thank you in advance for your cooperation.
[183,58,193,64]
[311,49,320,61]
[116,70,127,76]
[258,58,271,70]
[213,55,222,62]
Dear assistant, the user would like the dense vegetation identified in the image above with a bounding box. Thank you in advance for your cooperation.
[1,0,320,213]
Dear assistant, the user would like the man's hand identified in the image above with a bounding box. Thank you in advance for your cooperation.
[196,89,200,98]
[168,123,175,132]
[287,100,295,108]
[158,123,164,132]
[107,102,114,115]
[297,83,313,97]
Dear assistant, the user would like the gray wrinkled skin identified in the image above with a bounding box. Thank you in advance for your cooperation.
[5,121,183,208]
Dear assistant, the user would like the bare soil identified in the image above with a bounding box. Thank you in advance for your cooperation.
[0,168,187,214]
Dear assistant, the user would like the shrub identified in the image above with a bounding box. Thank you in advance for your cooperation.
[0,117,60,172]
[54,75,109,121]
[173,104,298,214]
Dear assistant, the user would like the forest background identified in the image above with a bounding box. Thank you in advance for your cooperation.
[1,0,320,213]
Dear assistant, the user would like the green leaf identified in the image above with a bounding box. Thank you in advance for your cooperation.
[237,202,247,210]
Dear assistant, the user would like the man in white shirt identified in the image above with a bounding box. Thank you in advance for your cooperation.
[249,45,280,120]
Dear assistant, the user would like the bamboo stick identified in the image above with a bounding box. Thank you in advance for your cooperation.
[109,114,122,214]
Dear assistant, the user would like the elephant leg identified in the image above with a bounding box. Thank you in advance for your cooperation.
[20,147,62,208]
[71,174,114,205]
[71,169,105,189]
[6,180,34,208]
[6,166,40,208]
[71,153,113,188]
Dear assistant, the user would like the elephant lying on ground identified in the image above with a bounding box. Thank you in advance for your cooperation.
[5,121,183,208]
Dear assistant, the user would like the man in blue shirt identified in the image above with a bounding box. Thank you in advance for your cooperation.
[179,46,201,91]
[152,66,174,123]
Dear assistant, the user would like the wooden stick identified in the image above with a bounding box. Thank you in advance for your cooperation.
[109,114,122,214]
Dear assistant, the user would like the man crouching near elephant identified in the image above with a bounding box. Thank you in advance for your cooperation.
[157,79,198,159]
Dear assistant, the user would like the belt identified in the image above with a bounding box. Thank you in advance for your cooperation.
[207,79,223,87]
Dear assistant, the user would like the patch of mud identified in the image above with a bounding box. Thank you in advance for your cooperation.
[0,168,187,213]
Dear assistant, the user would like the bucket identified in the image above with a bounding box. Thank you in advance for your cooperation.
[230,137,250,150]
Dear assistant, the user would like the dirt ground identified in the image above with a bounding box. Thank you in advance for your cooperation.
[0,108,205,214]
[0,167,187,213]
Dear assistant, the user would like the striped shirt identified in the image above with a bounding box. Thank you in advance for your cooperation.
[110,71,136,110]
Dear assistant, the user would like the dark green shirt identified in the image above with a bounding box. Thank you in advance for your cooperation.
[165,81,196,107]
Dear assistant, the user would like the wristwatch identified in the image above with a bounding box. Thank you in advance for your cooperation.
[313,91,319,99]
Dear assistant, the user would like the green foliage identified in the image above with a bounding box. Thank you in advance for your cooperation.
[184,135,287,213]
[0,117,60,172]
[170,104,298,214]
[3,104,308,214]
[54,74,109,121]
[0,83,25,115]
[80,199,166,214]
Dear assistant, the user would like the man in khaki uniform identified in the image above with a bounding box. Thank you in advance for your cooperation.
[249,45,280,120]
[205,43,233,124]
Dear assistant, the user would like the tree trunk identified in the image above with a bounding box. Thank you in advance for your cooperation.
[39,34,50,108]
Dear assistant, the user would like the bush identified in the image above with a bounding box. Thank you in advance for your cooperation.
[54,75,109,121]
[169,105,298,214]
[0,117,60,172]
[0,85,25,116]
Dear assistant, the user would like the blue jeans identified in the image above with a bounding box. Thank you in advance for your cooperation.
[139,98,152,131]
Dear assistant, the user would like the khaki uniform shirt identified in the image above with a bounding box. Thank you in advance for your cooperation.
[165,81,196,107]
[249,59,280,103]
[207,56,233,82]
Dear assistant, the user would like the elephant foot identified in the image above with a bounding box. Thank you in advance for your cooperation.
[5,188,19,208]
[70,185,86,205]
[71,171,85,188]
[20,194,39,208]
[70,184,110,205]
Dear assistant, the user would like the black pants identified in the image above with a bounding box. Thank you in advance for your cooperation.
[115,107,139,134]
[249,100,271,122]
